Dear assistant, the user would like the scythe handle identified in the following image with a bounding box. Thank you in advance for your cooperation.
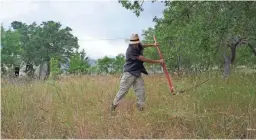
[153,35,174,93]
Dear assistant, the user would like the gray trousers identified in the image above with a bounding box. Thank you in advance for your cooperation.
[112,72,145,107]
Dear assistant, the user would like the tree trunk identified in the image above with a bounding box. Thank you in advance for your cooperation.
[39,63,42,80]
[223,52,231,79]
[25,63,34,78]
[46,60,50,79]
[223,38,243,79]
[1,64,7,75]
[230,45,237,64]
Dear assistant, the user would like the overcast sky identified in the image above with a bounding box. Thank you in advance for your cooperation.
[0,0,165,59]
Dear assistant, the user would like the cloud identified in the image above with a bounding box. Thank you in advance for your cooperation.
[77,35,128,59]
[0,0,165,59]
[0,0,40,23]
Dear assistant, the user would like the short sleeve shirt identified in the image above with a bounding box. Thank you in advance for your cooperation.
[123,43,148,77]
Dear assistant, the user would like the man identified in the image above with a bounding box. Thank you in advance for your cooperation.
[111,33,164,111]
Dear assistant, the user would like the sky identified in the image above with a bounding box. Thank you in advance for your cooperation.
[0,0,165,59]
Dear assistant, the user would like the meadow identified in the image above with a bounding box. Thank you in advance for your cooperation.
[1,71,256,139]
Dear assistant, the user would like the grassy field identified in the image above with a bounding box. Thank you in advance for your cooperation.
[1,72,256,139]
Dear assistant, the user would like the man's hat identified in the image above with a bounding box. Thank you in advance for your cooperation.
[129,34,140,44]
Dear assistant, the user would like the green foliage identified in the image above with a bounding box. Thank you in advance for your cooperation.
[1,21,80,77]
[97,56,115,74]
[38,21,79,63]
[96,54,125,74]
[1,26,22,69]
[118,0,163,17]
[68,52,90,74]
[113,54,125,74]
[87,66,100,75]
[122,1,256,74]
[4,21,79,76]
[49,57,61,80]
[2,2,256,77]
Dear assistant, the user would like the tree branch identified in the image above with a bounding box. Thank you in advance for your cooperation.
[230,38,244,64]
[248,43,256,56]
[163,2,198,24]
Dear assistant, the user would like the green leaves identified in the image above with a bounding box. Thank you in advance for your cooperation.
[97,54,125,74]
[1,26,22,68]
[118,0,144,17]
[1,21,81,77]
[97,56,115,74]
[127,1,256,73]
[49,57,61,80]
[68,52,90,75]
[113,54,126,73]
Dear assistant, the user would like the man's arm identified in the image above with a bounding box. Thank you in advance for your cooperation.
[137,55,164,64]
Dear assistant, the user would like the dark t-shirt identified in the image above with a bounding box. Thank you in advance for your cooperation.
[123,43,148,77]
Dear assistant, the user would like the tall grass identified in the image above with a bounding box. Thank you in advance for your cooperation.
[1,72,256,138]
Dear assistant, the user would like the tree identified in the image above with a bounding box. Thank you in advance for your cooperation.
[49,57,61,80]
[68,50,90,74]
[113,53,125,74]
[87,65,100,75]
[97,56,115,74]
[120,1,256,78]
[1,25,22,75]
[118,0,165,17]
[9,21,80,78]
[10,21,40,77]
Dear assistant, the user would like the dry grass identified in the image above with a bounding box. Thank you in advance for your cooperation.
[1,72,256,138]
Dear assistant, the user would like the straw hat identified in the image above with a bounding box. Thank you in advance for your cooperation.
[129,33,140,44]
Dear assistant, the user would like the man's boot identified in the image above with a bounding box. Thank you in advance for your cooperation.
[136,103,144,111]
[111,104,117,111]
